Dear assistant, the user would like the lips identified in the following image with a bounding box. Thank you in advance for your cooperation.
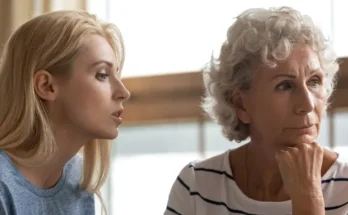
[112,109,123,118]
[292,124,315,129]
[285,124,316,135]
[112,109,123,124]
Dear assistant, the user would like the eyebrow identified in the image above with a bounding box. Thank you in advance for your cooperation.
[272,74,296,79]
[90,60,114,68]
[272,69,323,80]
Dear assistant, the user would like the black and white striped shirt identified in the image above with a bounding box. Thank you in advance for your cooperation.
[164,150,348,215]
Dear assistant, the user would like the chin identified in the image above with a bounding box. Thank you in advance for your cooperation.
[286,134,317,146]
[95,129,119,140]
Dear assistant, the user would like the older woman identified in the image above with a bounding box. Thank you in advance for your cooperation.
[164,7,348,215]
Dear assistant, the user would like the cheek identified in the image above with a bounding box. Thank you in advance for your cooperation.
[249,98,292,137]
[59,92,93,122]
[315,100,327,121]
[65,79,111,104]
[247,96,279,124]
[58,82,110,121]
[58,88,117,137]
[314,88,328,114]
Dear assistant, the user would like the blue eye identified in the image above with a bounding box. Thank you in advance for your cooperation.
[96,73,109,81]
[276,82,292,91]
[308,78,322,87]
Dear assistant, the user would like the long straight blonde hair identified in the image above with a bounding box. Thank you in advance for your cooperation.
[0,10,125,214]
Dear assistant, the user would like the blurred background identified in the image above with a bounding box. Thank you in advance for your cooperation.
[1,0,348,214]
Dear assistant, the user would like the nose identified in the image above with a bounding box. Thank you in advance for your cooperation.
[113,78,131,101]
[294,86,314,115]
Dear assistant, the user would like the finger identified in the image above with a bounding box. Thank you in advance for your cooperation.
[275,150,287,164]
[304,142,323,155]
[275,151,281,163]
[285,146,298,155]
[297,143,315,154]
[275,150,291,165]
[297,142,314,151]
[305,141,321,149]
[309,142,323,152]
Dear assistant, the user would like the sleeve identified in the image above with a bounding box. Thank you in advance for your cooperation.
[0,201,8,215]
[164,163,196,215]
[0,185,10,215]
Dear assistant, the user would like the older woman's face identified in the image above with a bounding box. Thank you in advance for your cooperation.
[240,44,327,148]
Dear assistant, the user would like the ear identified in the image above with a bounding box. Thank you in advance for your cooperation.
[232,90,251,124]
[33,70,58,101]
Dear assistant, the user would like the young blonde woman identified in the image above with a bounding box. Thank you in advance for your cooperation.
[0,11,130,215]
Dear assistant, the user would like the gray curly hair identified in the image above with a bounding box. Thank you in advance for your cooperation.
[202,7,339,142]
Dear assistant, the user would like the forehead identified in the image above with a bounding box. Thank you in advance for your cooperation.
[256,44,321,78]
[76,35,116,65]
[281,44,320,70]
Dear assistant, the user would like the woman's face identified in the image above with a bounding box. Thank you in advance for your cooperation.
[41,34,130,140]
[238,44,327,148]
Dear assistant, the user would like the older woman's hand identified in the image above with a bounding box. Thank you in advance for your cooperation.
[276,142,325,215]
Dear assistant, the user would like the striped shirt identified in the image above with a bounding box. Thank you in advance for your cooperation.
[164,150,348,215]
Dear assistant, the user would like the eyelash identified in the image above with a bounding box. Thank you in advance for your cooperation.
[96,72,109,81]
[308,78,322,87]
[276,77,323,91]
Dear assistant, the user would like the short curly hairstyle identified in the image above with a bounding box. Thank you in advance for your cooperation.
[202,7,339,142]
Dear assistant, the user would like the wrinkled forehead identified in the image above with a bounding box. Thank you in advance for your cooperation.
[257,44,323,78]
[284,45,321,72]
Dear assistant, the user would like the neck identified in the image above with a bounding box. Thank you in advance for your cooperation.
[8,126,90,189]
[243,140,338,201]
[245,141,286,200]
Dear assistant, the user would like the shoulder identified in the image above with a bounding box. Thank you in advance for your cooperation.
[0,157,15,215]
[0,151,20,182]
[64,153,84,184]
[174,150,231,191]
[322,152,348,187]
[67,153,84,169]
[165,151,230,214]
[322,151,348,209]
[191,150,230,170]
[323,152,348,179]
[0,184,10,215]
[334,152,348,170]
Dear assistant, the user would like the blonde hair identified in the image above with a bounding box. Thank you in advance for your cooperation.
[0,10,125,214]
[202,7,339,142]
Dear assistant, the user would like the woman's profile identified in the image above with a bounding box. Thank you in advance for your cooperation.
[0,10,130,215]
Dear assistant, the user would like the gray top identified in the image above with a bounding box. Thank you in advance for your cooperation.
[0,151,94,215]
